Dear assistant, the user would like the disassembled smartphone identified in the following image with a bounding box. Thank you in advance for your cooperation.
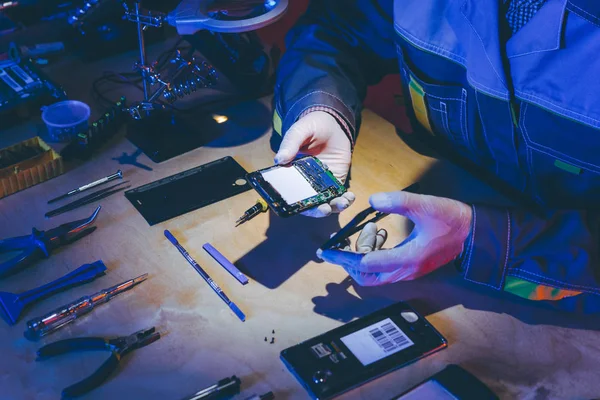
[246,156,346,217]
[280,302,447,400]
[392,364,498,400]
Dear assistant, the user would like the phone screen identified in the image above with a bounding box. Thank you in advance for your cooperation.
[261,165,317,204]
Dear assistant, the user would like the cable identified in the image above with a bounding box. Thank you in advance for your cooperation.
[89,35,273,114]
[90,39,190,107]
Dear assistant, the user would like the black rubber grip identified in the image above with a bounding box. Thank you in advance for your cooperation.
[62,353,119,398]
[37,337,108,359]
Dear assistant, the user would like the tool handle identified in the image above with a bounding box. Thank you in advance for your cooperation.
[24,296,92,340]
[0,232,47,278]
[18,261,107,305]
[78,170,120,192]
[202,243,249,285]
[37,337,109,359]
[62,352,119,398]
[228,302,246,322]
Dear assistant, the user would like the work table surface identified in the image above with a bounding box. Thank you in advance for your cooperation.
[2,42,600,400]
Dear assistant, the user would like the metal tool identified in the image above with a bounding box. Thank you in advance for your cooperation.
[0,206,101,277]
[48,170,123,204]
[235,198,268,227]
[164,230,246,322]
[202,243,248,285]
[0,261,106,326]
[36,327,160,398]
[319,182,421,250]
[180,376,242,400]
[120,1,217,120]
[24,273,148,340]
[46,181,130,218]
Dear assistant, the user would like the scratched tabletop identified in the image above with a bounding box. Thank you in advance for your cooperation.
[1,39,600,400]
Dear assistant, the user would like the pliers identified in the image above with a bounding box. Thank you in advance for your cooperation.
[0,206,101,277]
[36,327,161,398]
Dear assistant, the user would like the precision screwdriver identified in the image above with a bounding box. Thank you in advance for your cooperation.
[235,198,268,227]
[24,274,148,340]
[47,170,123,204]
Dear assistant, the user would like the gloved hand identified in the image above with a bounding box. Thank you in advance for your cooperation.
[274,111,355,218]
[317,191,473,286]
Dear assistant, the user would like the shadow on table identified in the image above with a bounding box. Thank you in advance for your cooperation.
[309,154,600,332]
[204,99,272,148]
[112,148,154,171]
[238,129,600,330]
[234,210,341,290]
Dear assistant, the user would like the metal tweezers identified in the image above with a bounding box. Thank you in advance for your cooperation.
[320,182,420,250]
[45,181,130,218]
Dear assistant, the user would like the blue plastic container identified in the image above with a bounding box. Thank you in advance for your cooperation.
[41,100,90,142]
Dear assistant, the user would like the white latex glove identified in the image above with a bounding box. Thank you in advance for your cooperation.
[274,111,355,218]
[317,191,473,286]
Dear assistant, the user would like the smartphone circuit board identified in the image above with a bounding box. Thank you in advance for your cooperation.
[247,157,346,217]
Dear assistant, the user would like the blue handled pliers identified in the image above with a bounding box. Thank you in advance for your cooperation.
[0,206,101,277]
[37,327,161,398]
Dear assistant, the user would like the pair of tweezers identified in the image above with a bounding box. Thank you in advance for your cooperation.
[45,181,130,218]
[320,182,420,250]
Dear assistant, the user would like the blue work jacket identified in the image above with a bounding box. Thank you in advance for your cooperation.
[273,0,600,312]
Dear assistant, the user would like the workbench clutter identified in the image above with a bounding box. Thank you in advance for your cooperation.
[45,170,129,218]
[0,207,150,397]
[0,136,64,199]
[0,206,101,278]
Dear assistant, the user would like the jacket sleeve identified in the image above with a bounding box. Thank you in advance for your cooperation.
[460,205,600,313]
[273,0,397,142]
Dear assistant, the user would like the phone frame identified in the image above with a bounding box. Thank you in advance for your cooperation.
[246,156,346,217]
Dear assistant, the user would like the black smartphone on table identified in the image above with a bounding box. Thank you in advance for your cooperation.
[280,302,447,399]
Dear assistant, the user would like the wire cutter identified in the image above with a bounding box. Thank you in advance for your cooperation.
[320,182,420,250]
[0,206,101,277]
[36,327,161,398]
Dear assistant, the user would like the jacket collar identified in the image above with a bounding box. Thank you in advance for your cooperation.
[506,0,568,58]
[462,0,568,61]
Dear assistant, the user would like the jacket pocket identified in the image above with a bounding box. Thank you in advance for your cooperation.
[397,46,473,153]
[520,102,600,208]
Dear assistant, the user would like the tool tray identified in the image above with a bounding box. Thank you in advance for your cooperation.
[0,136,64,199]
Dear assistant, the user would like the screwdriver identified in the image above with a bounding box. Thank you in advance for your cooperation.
[235,198,268,227]
[24,273,148,340]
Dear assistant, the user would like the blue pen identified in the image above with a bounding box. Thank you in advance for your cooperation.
[164,230,246,322]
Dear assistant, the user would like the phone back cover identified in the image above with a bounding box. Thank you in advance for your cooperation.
[125,156,251,225]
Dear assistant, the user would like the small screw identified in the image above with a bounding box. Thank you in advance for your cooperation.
[264,337,267,342]
[272,330,275,334]
[270,337,275,344]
